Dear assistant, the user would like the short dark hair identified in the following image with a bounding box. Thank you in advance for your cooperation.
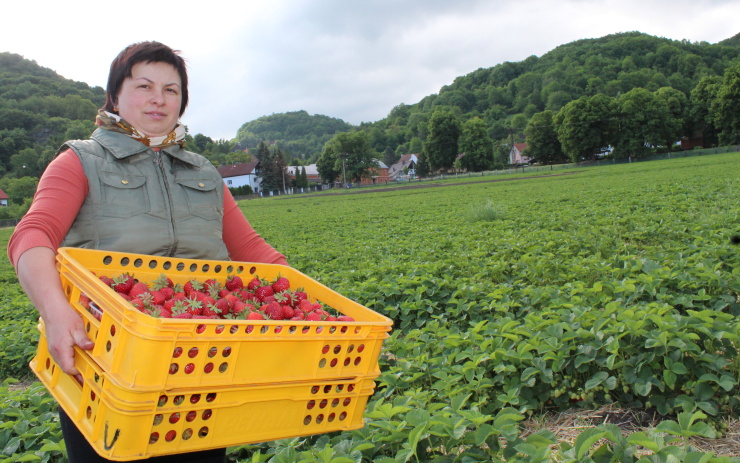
[102,41,189,116]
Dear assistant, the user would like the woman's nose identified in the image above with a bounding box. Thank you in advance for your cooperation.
[150,90,165,105]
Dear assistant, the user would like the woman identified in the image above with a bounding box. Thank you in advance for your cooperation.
[7,41,287,463]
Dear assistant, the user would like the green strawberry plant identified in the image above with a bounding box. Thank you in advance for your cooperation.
[1,152,740,462]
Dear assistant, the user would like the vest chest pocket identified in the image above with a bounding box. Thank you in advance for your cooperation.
[98,172,150,218]
[175,177,222,220]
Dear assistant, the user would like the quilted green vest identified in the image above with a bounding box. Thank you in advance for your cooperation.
[61,128,229,260]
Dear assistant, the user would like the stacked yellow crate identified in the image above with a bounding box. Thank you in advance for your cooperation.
[30,247,393,461]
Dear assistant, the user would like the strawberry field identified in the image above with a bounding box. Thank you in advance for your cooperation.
[2,152,740,462]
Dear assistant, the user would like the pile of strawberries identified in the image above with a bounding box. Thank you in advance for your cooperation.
[90,272,355,322]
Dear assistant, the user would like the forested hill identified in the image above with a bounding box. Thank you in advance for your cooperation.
[719,32,740,46]
[361,31,740,156]
[235,110,353,161]
[1,30,739,176]
[0,52,105,181]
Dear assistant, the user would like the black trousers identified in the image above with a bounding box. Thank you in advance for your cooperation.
[59,409,226,463]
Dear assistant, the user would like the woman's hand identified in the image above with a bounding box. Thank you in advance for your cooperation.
[16,247,94,375]
[41,301,95,375]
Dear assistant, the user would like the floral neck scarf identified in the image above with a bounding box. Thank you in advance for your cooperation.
[96,110,186,148]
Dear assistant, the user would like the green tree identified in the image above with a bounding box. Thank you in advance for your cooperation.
[613,88,677,158]
[712,61,740,145]
[225,151,250,165]
[653,86,687,150]
[458,117,493,172]
[687,75,722,147]
[191,133,214,153]
[524,110,567,164]
[63,120,96,141]
[317,131,377,184]
[0,176,38,205]
[383,147,398,170]
[555,94,617,162]
[416,152,430,177]
[9,148,41,177]
[255,142,287,192]
[424,109,461,172]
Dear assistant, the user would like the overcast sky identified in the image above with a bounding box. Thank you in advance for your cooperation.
[2,0,738,140]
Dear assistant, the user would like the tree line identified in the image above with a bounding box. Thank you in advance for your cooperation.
[1,31,739,216]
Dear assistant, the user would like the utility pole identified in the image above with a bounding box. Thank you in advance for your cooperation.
[340,153,348,188]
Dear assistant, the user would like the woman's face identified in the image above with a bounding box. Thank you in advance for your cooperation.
[116,61,182,137]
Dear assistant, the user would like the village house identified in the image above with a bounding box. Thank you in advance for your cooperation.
[388,154,418,179]
[0,189,8,207]
[359,160,390,185]
[216,160,260,192]
[509,143,530,166]
[286,164,321,183]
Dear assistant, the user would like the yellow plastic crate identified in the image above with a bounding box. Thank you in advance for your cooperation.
[55,247,392,390]
[31,332,376,461]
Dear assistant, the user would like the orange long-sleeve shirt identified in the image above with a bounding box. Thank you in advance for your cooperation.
[7,148,287,268]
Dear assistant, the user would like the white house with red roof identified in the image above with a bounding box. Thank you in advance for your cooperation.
[509,143,531,166]
[0,189,8,207]
[216,160,261,191]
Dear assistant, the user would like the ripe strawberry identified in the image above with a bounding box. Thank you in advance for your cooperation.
[203,278,220,293]
[255,285,274,301]
[298,299,315,313]
[218,288,231,298]
[306,312,324,321]
[184,298,203,316]
[247,277,262,291]
[112,273,134,294]
[201,303,222,318]
[262,302,284,320]
[152,273,174,289]
[130,298,146,311]
[246,311,264,320]
[281,305,295,319]
[274,291,292,306]
[291,310,306,320]
[271,276,290,293]
[168,299,187,315]
[337,315,355,322]
[214,298,231,314]
[159,287,175,301]
[79,294,91,309]
[225,275,244,291]
[292,290,308,305]
[99,275,115,287]
[230,301,249,316]
[183,279,204,297]
[129,282,150,299]
[199,294,216,306]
